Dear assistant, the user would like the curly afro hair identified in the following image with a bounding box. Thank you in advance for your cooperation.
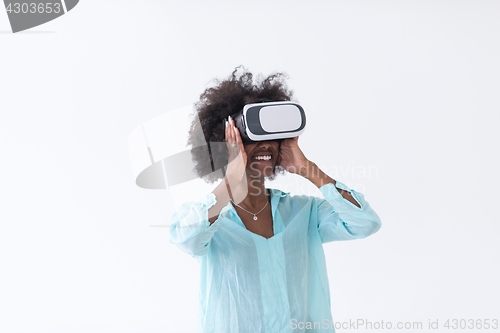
[188,66,296,184]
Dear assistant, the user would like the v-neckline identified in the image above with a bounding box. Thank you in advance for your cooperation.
[228,188,282,241]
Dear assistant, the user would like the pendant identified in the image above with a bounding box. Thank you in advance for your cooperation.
[253,215,258,220]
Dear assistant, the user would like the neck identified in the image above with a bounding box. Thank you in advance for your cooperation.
[231,175,270,210]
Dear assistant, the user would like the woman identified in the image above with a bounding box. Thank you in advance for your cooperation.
[169,67,382,333]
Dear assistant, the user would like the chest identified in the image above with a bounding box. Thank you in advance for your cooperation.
[235,204,274,239]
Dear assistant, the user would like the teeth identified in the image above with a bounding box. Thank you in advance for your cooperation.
[254,155,271,161]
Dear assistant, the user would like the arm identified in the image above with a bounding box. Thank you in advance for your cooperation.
[278,137,381,243]
[169,193,224,258]
[300,161,361,208]
[207,174,248,224]
[169,116,248,256]
[169,178,249,258]
[307,165,381,243]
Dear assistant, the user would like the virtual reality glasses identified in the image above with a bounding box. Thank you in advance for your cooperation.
[227,101,306,144]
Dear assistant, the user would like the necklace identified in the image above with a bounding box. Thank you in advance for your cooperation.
[230,197,269,220]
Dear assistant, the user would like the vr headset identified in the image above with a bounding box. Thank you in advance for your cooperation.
[228,100,306,144]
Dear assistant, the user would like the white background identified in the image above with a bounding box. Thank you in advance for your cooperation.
[1,1,499,332]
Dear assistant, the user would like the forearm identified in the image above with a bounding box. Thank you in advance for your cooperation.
[300,161,361,208]
[208,177,248,224]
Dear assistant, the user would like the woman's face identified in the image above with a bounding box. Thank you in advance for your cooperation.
[244,140,281,179]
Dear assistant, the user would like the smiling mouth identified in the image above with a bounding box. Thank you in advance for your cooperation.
[253,155,272,161]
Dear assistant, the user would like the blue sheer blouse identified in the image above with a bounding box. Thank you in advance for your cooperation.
[169,181,381,333]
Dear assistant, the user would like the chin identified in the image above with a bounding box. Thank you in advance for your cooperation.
[247,162,276,179]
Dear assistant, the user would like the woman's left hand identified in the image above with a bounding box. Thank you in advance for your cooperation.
[277,136,310,176]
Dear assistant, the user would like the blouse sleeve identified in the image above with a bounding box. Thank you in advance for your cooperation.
[168,193,224,258]
[316,181,382,243]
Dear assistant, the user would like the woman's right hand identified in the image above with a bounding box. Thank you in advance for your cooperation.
[225,116,247,184]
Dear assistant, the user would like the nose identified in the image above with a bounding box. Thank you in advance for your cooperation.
[257,141,272,148]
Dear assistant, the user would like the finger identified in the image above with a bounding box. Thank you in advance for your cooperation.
[234,126,241,146]
[229,117,235,145]
[225,117,230,138]
[235,128,245,157]
[225,119,229,142]
[232,118,238,146]
[227,120,234,149]
[226,119,236,152]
